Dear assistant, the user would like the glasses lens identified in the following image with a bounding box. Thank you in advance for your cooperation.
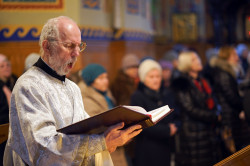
[80,42,87,52]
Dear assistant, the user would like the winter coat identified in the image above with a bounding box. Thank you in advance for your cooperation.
[0,80,9,124]
[1,74,18,91]
[171,73,218,166]
[110,70,137,106]
[78,80,128,166]
[130,82,175,166]
[78,80,115,116]
[210,57,250,150]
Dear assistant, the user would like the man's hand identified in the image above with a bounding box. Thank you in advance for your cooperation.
[104,122,142,153]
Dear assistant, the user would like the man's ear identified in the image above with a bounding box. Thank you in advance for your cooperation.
[42,40,50,54]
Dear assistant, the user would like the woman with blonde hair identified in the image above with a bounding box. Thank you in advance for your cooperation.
[172,51,220,166]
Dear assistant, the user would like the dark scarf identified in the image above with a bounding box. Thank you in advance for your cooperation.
[94,88,114,109]
[138,82,163,106]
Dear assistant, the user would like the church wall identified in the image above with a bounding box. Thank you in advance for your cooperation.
[0,0,154,82]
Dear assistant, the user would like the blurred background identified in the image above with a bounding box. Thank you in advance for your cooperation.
[1,0,250,81]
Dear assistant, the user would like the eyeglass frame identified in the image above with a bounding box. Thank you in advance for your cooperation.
[48,39,87,52]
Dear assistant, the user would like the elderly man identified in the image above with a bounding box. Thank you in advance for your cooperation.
[4,16,142,166]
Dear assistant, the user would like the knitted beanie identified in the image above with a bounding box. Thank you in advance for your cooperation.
[158,60,173,70]
[122,54,140,70]
[138,59,162,82]
[81,64,106,86]
[163,50,178,62]
[25,53,40,71]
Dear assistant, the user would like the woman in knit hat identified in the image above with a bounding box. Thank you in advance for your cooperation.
[78,63,129,166]
[78,63,115,116]
[130,59,178,166]
[158,60,173,88]
[24,53,40,72]
[110,53,140,106]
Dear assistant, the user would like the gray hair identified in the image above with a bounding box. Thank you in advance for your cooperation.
[39,16,74,56]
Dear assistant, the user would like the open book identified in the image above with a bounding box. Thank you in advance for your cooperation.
[57,105,173,134]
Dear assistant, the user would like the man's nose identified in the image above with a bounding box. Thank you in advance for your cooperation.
[71,47,80,57]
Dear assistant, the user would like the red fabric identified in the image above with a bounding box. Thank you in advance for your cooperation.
[194,78,215,110]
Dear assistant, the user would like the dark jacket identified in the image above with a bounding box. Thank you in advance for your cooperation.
[0,80,9,124]
[171,73,218,166]
[110,70,137,106]
[4,74,18,91]
[130,82,176,166]
[210,57,250,150]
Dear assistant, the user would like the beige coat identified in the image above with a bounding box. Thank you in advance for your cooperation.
[78,80,129,166]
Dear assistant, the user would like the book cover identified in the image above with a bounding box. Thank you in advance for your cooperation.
[57,105,173,134]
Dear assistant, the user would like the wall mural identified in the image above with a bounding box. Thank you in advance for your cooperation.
[82,0,100,10]
[172,13,197,42]
[0,0,153,42]
[0,0,64,10]
[127,0,139,15]
[0,25,41,42]
[113,29,152,42]
[0,26,152,42]
[80,26,113,40]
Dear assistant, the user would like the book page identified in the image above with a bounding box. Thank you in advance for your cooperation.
[122,105,147,114]
[148,105,170,123]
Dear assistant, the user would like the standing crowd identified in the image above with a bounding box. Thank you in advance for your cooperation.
[1,15,250,166]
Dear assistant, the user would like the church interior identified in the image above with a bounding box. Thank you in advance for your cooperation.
[0,0,249,81]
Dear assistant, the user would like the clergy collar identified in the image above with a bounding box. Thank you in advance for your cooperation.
[34,57,66,82]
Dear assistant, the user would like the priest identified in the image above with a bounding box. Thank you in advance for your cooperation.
[3,16,142,166]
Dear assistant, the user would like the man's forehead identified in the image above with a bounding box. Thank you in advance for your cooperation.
[58,20,81,41]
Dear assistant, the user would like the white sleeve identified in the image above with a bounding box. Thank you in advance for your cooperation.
[8,79,107,166]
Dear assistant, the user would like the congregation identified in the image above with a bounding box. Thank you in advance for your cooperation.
[1,16,250,166]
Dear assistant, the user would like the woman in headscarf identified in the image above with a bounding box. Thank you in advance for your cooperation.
[78,63,128,166]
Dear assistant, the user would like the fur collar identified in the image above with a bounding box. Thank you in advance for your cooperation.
[210,57,236,78]
[171,73,193,92]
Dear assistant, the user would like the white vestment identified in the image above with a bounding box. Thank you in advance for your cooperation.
[3,60,113,166]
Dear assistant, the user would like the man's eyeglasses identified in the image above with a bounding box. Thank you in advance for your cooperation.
[50,40,87,52]
[61,41,87,52]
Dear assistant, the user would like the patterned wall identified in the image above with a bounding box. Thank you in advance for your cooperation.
[152,0,205,42]
[0,0,153,42]
[83,0,100,10]
[0,25,41,42]
[0,25,152,42]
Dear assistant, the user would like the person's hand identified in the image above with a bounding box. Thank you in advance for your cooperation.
[239,111,245,120]
[169,123,177,136]
[104,122,142,153]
